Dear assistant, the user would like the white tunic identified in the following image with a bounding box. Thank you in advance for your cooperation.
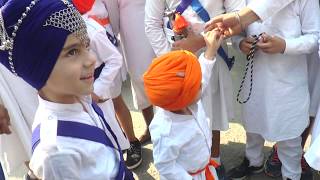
[84,16,130,150]
[305,105,320,170]
[240,0,319,141]
[150,54,218,179]
[145,0,245,130]
[29,96,120,179]
[90,0,156,110]
[247,0,296,21]
[0,65,37,176]
[307,51,320,117]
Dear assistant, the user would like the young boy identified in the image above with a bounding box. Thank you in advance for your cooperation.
[145,1,245,177]
[0,0,133,179]
[143,29,223,179]
[229,0,320,179]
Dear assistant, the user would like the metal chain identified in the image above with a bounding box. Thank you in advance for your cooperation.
[236,33,263,104]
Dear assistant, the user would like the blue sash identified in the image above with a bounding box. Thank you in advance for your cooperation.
[174,0,235,70]
[0,163,5,180]
[31,103,134,180]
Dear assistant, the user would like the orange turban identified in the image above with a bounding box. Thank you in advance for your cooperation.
[143,50,202,111]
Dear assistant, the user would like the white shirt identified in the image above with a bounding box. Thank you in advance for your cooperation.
[305,105,320,170]
[83,16,123,100]
[0,65,37,175]
[150,54,216,180]
[145,0,245,56]
[29,96,120,180]
[248,0,296,22]
[238,0,319,141]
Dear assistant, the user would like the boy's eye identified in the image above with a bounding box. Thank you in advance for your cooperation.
[67,49,80,57]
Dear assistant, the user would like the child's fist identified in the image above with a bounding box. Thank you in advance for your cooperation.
[203,29,223,60]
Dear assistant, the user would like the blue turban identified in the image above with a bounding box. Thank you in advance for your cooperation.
[0,0,78,90]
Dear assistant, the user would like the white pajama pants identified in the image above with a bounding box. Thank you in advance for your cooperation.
[245,133,302,180]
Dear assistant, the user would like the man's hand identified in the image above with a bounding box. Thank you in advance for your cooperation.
[239,36,257,55]
[205,13,242,38]
[257,33,286,54]
[0,104,11,134]
[172,30,206,54]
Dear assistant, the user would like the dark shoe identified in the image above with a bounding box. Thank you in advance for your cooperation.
[264,145,282,178]
[216,163,226,180]
[227,157,264,180]
[125,140,142,170]
[301,156,313,180]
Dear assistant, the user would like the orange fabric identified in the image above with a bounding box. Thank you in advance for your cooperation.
[173,13,189,33]
[189,159,219,180]
[89,15,110,26]
[143,50,201,111]
[72,0,95,14]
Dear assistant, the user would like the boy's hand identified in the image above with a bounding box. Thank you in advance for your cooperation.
[239,36,256,55]
[257,33,286,54]
[0,104,11,134]
[203,29,223,60]
[171,30,206,54]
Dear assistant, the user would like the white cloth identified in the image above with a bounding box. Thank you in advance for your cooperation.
[145,0,245,130]
[149,54,217,180]
[29,96,120,179]
[118,0,156,110]
[307,51,320,117]
[88,0,127,84]
[240,0,319,141]
[246,133,302,180]
[305,105,320,170]
[89,0,155,110]
[247,0,296,22]
[84,16,130,150]
[84,16,123,99]
[0,65,37,176]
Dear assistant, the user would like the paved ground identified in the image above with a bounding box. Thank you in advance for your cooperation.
[8,49,320,180]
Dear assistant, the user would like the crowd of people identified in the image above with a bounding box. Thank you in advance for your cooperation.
[0,0,319,180]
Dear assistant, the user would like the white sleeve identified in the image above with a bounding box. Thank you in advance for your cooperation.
[152,136,193,180]
[91,31,123,99]
[224,0,246,13]
[145,0,172,56]
[198,53,216,93]
[42,151,82,180]
[284,0,320,55]
[247,0,296,21]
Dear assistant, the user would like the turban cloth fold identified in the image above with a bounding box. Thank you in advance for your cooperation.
[71,0,95,14]
[0,0,74,90]
[143,50,202,111]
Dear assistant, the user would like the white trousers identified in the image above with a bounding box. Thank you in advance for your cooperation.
[245,133,302,180]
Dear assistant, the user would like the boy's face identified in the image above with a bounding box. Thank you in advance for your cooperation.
[42,34,96,101]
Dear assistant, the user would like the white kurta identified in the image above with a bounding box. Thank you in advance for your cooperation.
[247,0,296,22]
[89,0,155,110]
[240,0,319,141]
[84,16,130,150]
[0,65,37,176]
[88,0,127,89]
[305,104,320,170]
[29,96,120,179]
[150,54,218,180]
[307,51,320,117]
[145,0,245,130]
